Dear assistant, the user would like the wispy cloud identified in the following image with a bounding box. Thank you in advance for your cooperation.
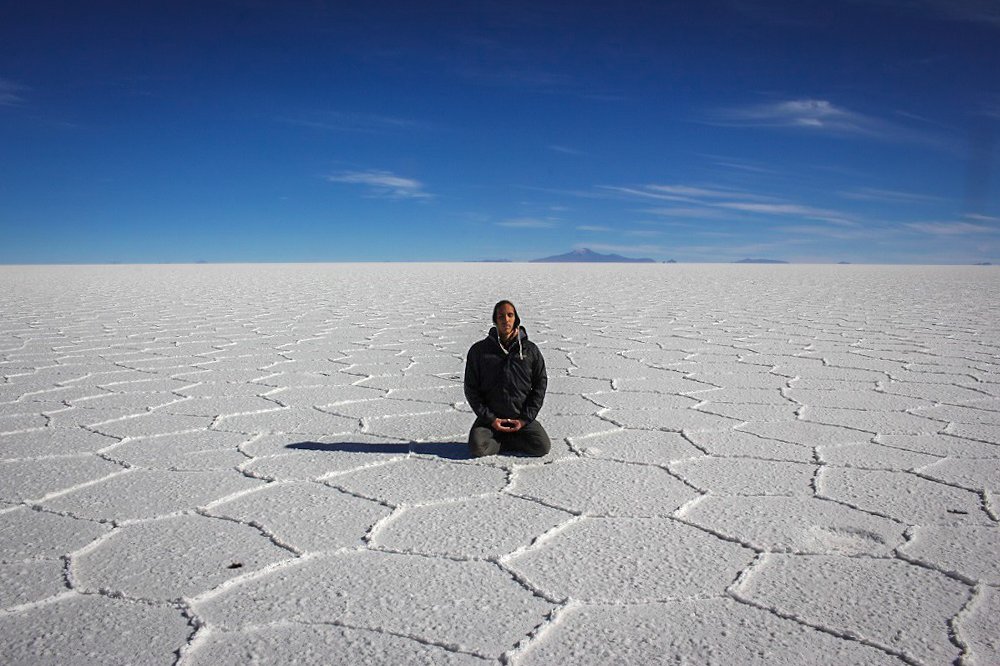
[283,112,426,134]
[894,0,1000,27]
[840,187,944,204]
[646,184,753,199]
[497,217,555,228]
[700,155,779,174]
[776,225,892,241]
[0,78,26,106]
[548,144,584,155]
[904,221,996,235]
[609,183,856,226]
[326,170,432,199]
[712,99,884,134]
[642,207,728,219]
[603,183,775,204]
[457,65,574,91]
[709,98,950,150]
[965,213,1000,223]
[575,242,664,256]
[577,225,611,232]
[715,201,857,226]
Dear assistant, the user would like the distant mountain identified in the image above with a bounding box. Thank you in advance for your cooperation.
[531,248,656,263]
[734,258,789,264]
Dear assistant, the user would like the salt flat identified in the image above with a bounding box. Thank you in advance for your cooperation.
[1,262,998,665]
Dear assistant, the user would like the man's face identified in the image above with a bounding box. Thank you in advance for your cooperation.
[495,303,517,339]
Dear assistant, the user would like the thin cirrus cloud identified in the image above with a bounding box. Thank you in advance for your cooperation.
[904,221,996,235]
[904,0,1000,26]
[708,98,948,149]
[548,144,584,155]
[0,78,26,106]
[497,217,555,228]
[641,207,728,219]
[840,187,944,204]
[776,225,891,241]
[609,183,856,226]
[283,111,426,134]
[577,242,664,255]
[326,170,432,200]
[602,184,775,204]
[577,225,611,232]
[965,213,1000,222]
[714,202,857,226]
[711,99,881,133]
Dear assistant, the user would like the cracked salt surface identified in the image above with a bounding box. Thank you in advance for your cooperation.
[1,263,999,663]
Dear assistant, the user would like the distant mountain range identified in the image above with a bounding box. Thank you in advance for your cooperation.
[734,258,789,264]
[531,248,657,263]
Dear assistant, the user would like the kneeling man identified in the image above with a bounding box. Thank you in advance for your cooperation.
[464,300,550,457]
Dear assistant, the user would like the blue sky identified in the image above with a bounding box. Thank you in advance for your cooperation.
[2,0,999,264]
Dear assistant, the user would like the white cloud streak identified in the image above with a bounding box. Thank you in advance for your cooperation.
[645,184,754,199]
[577,225,611,232]
[641,207,728,219]
[715,202,857,226]
[905,221,996,235]
[283,112,425,134]
[709,98,949,150]
[575,242,664,255]
[840,187,944,204]
[497,218,555,228]
[713,99,884,134]
[0,78,26,106]
[610,183,857,226]
[548,145,584,155]
[326,170,431,200]
[902,0,1000,27]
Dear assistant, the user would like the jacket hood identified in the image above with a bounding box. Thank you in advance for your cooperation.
[488,325,527,341]
[488,325,527,359]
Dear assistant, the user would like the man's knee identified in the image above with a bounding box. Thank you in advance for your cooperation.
[469,438,500,458]
[516,421,551,456]
[469,423,500,458]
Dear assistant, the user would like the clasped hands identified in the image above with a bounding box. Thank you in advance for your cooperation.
[491,417,525,433]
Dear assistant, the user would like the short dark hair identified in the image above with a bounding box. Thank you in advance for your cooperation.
[492,299,520,328]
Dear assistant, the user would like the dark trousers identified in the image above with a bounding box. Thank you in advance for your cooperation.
[468,417,551,458]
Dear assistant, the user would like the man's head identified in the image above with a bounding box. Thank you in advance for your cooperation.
[492,300,520,341]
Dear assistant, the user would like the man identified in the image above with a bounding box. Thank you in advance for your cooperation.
[464,300,550,457]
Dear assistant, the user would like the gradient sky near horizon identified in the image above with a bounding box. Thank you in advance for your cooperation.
[2,0,999,264]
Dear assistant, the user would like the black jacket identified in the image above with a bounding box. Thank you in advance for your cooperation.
[464,326,547,424]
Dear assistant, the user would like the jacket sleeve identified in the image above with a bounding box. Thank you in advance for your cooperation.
[521,346,547,424]
[464,345,496,422]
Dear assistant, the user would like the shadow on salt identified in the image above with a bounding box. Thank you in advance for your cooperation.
[286,440,468,460]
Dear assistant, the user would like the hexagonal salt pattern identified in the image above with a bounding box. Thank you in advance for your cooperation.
[185,623,490,665]
[193,550,554,658]
[72,514,296,601]
[733,554,970,664]
[957,586,1000,666]
[506,517,756,602]
[207,481,392,552]
[517,598,902,665]
[371,494,572,559]
[2,263,998,664]
[0,594,192,665]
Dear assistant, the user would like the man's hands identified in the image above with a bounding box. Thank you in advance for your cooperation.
[491,417,524,433]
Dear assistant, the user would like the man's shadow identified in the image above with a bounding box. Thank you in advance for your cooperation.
[286,440,469,460]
